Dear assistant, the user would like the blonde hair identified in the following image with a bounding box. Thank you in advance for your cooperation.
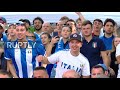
[111,36,120,52]
[116,26,120,37]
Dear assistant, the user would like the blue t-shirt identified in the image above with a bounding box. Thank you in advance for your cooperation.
[100,35,114,50]
[4,40,45,78]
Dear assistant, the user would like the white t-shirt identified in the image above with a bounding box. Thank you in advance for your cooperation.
[116,43,120,78]
[48,50,90,78]
[116,43,120,57]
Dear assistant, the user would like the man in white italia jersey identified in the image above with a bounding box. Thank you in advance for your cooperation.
[37,33,90,78]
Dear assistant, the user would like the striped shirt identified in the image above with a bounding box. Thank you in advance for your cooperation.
[4,40,45,78]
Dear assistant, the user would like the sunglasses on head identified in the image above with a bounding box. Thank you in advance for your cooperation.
[0,21,5,24]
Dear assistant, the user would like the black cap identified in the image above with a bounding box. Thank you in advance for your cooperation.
[69,33,82,42]
[19,19,31,25]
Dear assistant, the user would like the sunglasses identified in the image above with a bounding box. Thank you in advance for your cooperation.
[0,20,5,24]
[26,35,35,38]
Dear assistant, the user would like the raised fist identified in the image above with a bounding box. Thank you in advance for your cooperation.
[36,55,44,62]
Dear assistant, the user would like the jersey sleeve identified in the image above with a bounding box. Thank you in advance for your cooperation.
[36,44,45,56]
[4,43,11,60]
[47,51,62,64]
[3,33,8,42]
[82,59,90,76]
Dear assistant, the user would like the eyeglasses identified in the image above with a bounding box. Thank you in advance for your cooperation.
[62,24,70,27]
[8,23,25,27]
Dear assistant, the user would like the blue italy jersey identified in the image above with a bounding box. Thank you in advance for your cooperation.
[33,32,42,45]
[4,40,45,78]
[1,33,8,42]
[55,38,69,52]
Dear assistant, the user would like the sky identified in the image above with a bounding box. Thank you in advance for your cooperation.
[1,12,120,24]
[0,12,120,15]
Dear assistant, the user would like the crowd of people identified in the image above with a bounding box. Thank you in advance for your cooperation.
[0,12,120,78]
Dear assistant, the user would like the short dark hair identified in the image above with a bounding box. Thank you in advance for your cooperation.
[82,20,92,27]
[33,17,44,24]
[59,16,69,21]
[104,18,116,26]
[93,19,103,25]
[41,32,51,40]
[76,18,81,23]
[62,24,72,32]
[91,65,106,73]
[66,19,76,26]
[34,66,47,71]
[23,19,31,26]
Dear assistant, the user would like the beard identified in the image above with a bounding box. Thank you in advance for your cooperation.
[35,26,42,31]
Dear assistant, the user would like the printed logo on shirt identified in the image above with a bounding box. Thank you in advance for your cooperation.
[92,42,97,48]
[28,50,32,53]
[61,62,82,74]
[80,64,84,67]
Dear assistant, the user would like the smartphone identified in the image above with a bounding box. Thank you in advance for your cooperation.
[52,32,59,38]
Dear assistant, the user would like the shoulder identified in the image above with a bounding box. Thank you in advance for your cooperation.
[57,37,63,43]
[56,49,69,54]
[99,35,104,39]
[79,53,89,62]
[61,49,69,53]
[62,49,69,51]
[93,37,104,43]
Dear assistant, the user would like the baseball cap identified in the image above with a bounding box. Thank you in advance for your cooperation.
[0,17,7,24]
[96,64,108,71]
[19,19,31,25]
[69,33,82,42]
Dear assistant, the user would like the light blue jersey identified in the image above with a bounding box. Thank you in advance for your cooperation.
[4,40,45,78]
[55,38,69,52]
[1,33,8,42]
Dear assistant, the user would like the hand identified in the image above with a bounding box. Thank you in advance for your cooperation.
[108,67,116,77]
[75,12,81,16]
[36,55,44,62]
[51,36,60,44]
[13,76,19,78]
